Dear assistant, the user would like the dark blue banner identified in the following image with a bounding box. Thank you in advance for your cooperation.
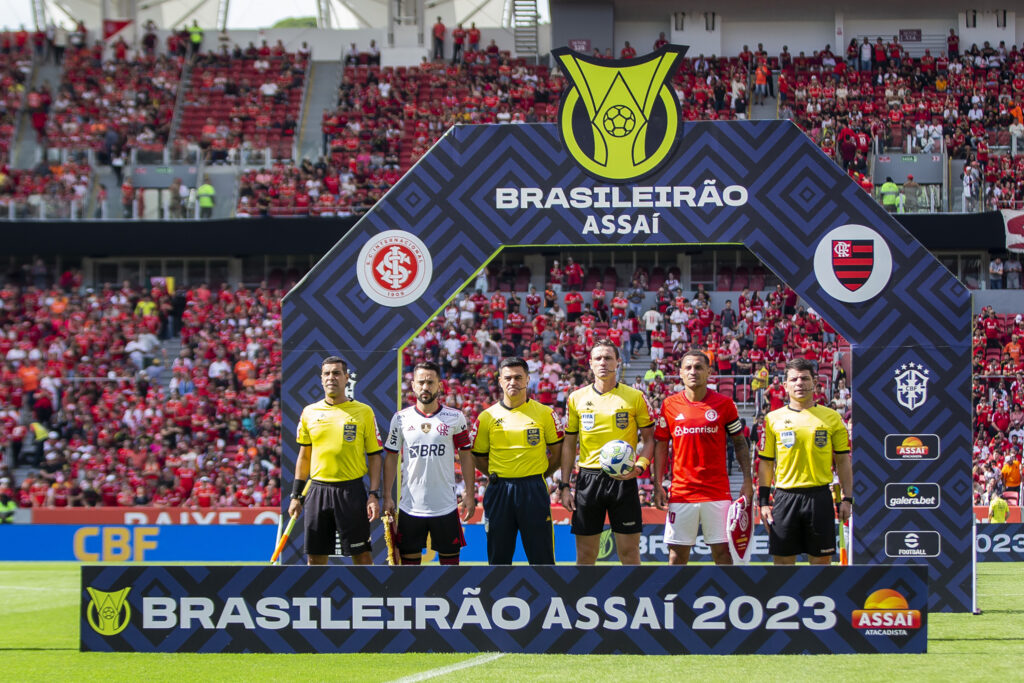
[81,564,928,654]
[976,524,1024,561]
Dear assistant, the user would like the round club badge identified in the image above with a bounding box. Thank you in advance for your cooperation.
[356,230,432,307]
[813,224,893,303]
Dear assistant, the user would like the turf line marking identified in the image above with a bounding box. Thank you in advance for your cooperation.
[390,653,505,682]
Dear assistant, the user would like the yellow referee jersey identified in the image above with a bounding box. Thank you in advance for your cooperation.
[297,399,383,482]
[759,404,850,489]
[472,399,562,477]
[565,383,653,469]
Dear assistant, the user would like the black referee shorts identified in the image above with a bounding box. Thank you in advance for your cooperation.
[571,468,643,536]
[482,474,554,565]
[768,485,836,558]
[304,479,372,557]
[397,509,466,556]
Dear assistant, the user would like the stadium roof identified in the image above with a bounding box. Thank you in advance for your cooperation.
[2,0,531,31]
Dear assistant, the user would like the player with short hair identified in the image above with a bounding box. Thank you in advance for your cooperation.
[758,357,853,565]
[472,357,563,564]
[290,356,383,565]
[560,340,654,564]
[382,361,477,565]
[653,349,753,564]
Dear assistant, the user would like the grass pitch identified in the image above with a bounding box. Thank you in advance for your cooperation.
[1,562,1022,681]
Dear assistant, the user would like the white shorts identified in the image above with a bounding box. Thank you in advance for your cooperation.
[651,347,664,360]
[664,500,731,546]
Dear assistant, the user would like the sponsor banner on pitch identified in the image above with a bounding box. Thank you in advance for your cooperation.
[976,524,1024,561]
[0,525,277,562]
[81,565,928,654]
[31,507,281,525]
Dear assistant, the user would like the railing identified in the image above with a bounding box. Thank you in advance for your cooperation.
[0,196,87,220]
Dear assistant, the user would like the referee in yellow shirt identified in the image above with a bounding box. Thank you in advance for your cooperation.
[472,357,563,564]
[758,358,853,564]
[289,356,384,565]
[560,340,654,565]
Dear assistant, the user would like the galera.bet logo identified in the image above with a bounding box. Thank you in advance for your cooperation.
[85,586,131,636]
[553,45,686,182]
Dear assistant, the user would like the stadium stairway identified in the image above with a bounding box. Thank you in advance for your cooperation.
[748,80,778,121]
[297,61,344,161]
[12,60,62,169]
[157,335,183,390]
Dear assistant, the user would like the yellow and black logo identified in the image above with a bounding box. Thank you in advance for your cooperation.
[85,586,131,636]
[554,45,686,182]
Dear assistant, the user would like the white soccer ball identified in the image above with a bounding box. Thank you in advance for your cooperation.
[599,439,636,477]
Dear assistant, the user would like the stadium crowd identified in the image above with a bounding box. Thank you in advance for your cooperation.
[0,256,860,511]
[0,273,284,511]
[973,305,1024,506]
[4,24,1024,217]
[3,256,1024,513]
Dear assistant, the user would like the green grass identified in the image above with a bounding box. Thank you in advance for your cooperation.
[1,563,1022,681]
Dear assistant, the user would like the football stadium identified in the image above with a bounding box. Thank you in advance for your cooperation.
[2,0,1024,676]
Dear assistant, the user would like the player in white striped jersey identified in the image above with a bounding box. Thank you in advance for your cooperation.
[382,361,477,565]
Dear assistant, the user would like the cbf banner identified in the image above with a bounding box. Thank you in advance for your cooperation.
[81,565,927,654]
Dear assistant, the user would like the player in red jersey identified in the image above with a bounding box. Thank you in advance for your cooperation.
[653,350,753,565]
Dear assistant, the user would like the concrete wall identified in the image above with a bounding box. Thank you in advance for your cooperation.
[721,21,834,58]
[551,2,615,54]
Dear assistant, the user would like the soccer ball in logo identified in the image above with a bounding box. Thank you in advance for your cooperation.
[599,439,636,476]
[601,105,636,138]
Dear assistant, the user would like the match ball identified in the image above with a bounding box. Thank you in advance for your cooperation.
[599,439,636,477]
[601,105,636,138]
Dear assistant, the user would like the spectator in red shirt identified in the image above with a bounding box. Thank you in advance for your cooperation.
[564,256,584,291]
[452,23,466,63]
[433,17,446,61]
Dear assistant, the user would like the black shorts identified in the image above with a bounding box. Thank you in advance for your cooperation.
[482,474,554,565]
[571,468,643,536]
[304,479,372,557]
[768,486,836,558]
[397,508,466,556]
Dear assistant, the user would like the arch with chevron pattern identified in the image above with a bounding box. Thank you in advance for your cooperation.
[282,120,972,612]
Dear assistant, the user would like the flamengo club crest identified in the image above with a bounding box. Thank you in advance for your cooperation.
[356,230,433,307]
[894,362,930,411]
[813,225,893,303]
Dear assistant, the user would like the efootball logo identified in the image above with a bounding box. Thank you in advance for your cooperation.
[85,586,131,636]
[553,45,686,182]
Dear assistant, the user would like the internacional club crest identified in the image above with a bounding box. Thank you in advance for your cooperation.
[894,362,930,411]
[356,230,433,307]
[553,45,686,182]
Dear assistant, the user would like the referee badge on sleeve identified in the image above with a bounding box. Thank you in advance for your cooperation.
[526,427,541,446]
[343,424,357,442]
[814,429,828,448]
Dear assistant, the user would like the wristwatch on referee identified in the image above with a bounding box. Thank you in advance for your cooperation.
[841,496,855,506]
[558,482,571,492]
[368,488,382,499]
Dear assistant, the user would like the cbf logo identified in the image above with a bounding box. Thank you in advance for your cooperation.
[85,586,131,636]
[553,45,686,182]
[894,362,930,411]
